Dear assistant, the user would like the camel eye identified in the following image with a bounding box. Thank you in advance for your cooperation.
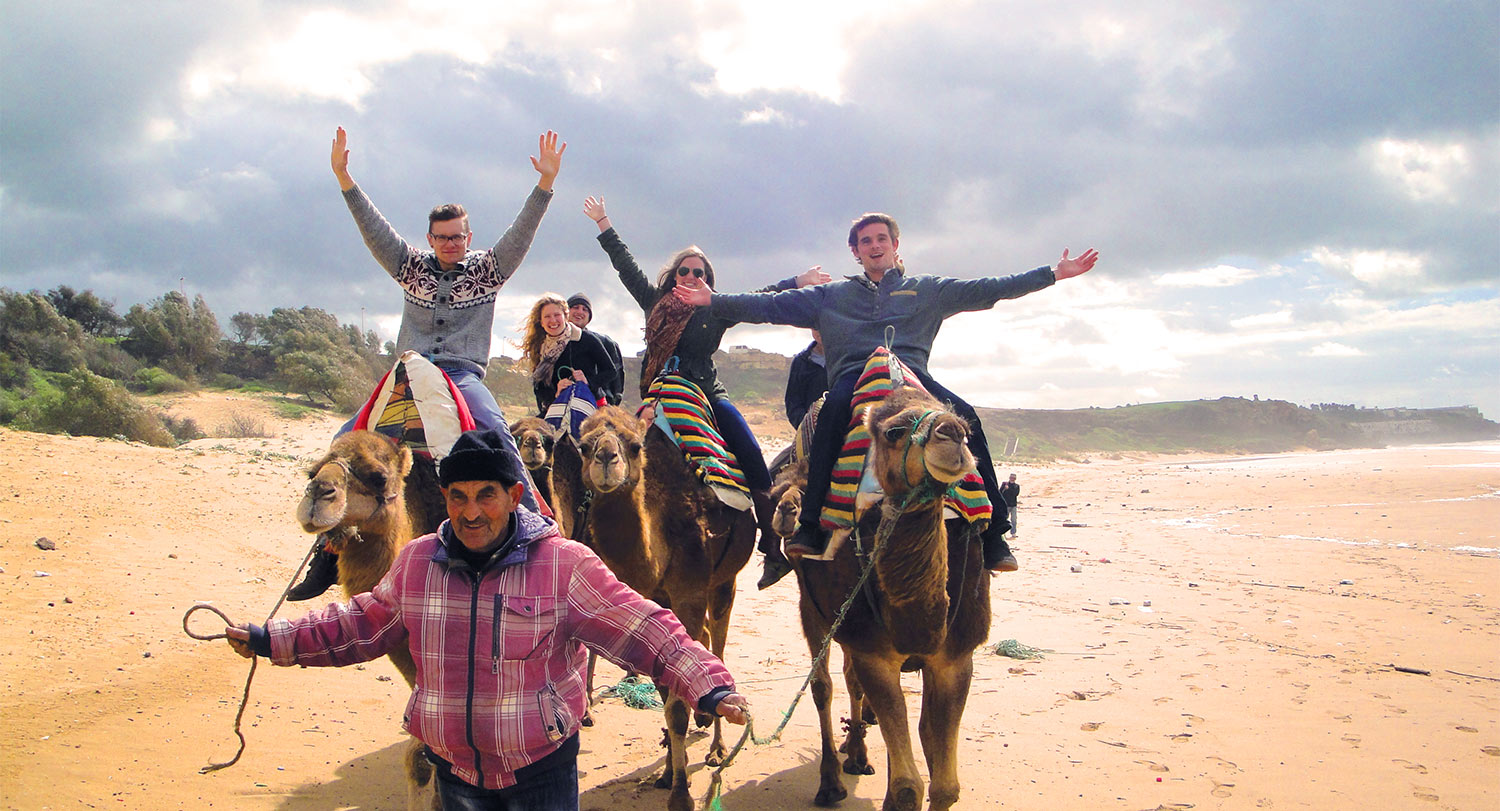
[361,471,388,492]
[883,425,909,443]
[626,440,642,456]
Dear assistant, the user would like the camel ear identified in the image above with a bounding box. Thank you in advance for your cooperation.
[395,444,413,482]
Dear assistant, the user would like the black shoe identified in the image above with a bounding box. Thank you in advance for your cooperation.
[785,524,825,561]
[287,543,341,601]
[757,548,794,590]
[983,534,1019,573]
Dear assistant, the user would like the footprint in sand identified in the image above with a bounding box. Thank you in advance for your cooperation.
[1135,759,1170,772]
[1080,722,1103,731]
[1205,755,1240,772]
[1412,786,1440,802]
[1392,758,1429,774]
[1482,746,1500,757]
[1181,713,1204,724]
[1341,734,1361,748]
[1154,696,1174,704]
[1455,725,1478,733]
[1210,779,1236,798]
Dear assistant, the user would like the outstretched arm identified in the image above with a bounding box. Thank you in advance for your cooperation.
[1053,248,1099,280]
[331,126,355,191]
[530,131,566,192]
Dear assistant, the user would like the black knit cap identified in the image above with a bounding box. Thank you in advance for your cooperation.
[566,292,592,316]
[439,429,525,488]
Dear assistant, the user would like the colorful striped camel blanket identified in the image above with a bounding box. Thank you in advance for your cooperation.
[641,375,752,511]
[818,348,991,544]
[352,350,474,460]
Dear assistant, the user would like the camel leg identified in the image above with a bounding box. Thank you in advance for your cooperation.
[654,693,695,811]
[403,736,437,811]
[655,596,708,808]
[919,657,974,811]
[849,656,922,811]
[808,644,848,806]
[701,579,737,766]
[840,652,875,775]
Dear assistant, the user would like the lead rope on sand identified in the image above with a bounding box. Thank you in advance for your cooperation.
[181,535,323,774]
[702,489,916,811]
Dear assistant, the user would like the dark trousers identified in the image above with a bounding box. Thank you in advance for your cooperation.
[712,396,771,490]
[798,367,1007,551]
[431,743,580,811]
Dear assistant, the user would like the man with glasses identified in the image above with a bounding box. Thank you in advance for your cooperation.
[290,127,565,602]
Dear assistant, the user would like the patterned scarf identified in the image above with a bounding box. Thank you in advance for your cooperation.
[640,292,697,398]
[531,321,581,386]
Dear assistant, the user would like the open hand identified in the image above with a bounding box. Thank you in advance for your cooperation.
[1054,248,1098,280]
[331,127,354,190]
[796,265,831,288]
[583,195,607,224]
[531,131,566,190]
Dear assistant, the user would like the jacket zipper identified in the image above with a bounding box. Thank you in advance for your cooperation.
[464,570,484,784]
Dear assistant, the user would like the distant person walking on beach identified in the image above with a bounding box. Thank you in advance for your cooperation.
[999,472,1020,539]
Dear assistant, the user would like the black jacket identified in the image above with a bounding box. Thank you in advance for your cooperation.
[785,341,828,427]
[532,330,619,414]
[591,330,626,405]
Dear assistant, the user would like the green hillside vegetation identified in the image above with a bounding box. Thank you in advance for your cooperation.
[4,286,1495,457]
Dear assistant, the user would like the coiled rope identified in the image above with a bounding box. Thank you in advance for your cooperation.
[181,534,322,773]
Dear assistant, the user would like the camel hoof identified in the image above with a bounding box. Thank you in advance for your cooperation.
[705,748,726,767]
[667,787,695,811]
[654,770,673,789]
[862,706,878,725]
[843,757,874,776]
[814,783,848,807]
[581,712,594,728]
[693,710,713,728]
[883,779,922,811]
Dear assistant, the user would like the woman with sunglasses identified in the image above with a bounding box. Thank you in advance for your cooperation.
[584,196,829,589]
[519,292,619,415]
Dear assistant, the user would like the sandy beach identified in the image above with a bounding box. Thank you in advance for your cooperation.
[1,392,1496,810]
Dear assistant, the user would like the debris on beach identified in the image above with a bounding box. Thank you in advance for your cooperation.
[35,537,56,550]
[599,675,664,709]
[993,639,1046,660]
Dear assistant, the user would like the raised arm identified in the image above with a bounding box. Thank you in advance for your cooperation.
[335,126,416,278]
[589,204,659,312]
[486,131,566,280]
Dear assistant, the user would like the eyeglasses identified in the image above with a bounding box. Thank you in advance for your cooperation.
[429,232,469,245]
[676,266,705,278]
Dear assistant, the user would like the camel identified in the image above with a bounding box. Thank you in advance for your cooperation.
[509,416,555,512]
[295,429,441,811]
[794,385,992,811]
[550,406,755,811]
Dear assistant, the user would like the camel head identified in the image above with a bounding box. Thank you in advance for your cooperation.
[510,416,556,472]
[296,430,412,537]
[769,458,808,538]
[866,386,974,501]
[576,406,644,494]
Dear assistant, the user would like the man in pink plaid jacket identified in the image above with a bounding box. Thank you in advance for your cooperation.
[227,428,749,807]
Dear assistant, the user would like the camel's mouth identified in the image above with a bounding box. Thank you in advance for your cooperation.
[586,457,632,493]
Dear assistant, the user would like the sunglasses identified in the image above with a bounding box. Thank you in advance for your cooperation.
[676,266,705,278]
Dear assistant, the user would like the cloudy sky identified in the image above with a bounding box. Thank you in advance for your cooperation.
[4,1,1497,417]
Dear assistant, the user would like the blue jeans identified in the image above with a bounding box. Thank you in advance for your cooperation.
[338,364,542,513]
[433,755,579,811]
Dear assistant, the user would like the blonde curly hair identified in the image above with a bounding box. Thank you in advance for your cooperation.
[517,293,569,373]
